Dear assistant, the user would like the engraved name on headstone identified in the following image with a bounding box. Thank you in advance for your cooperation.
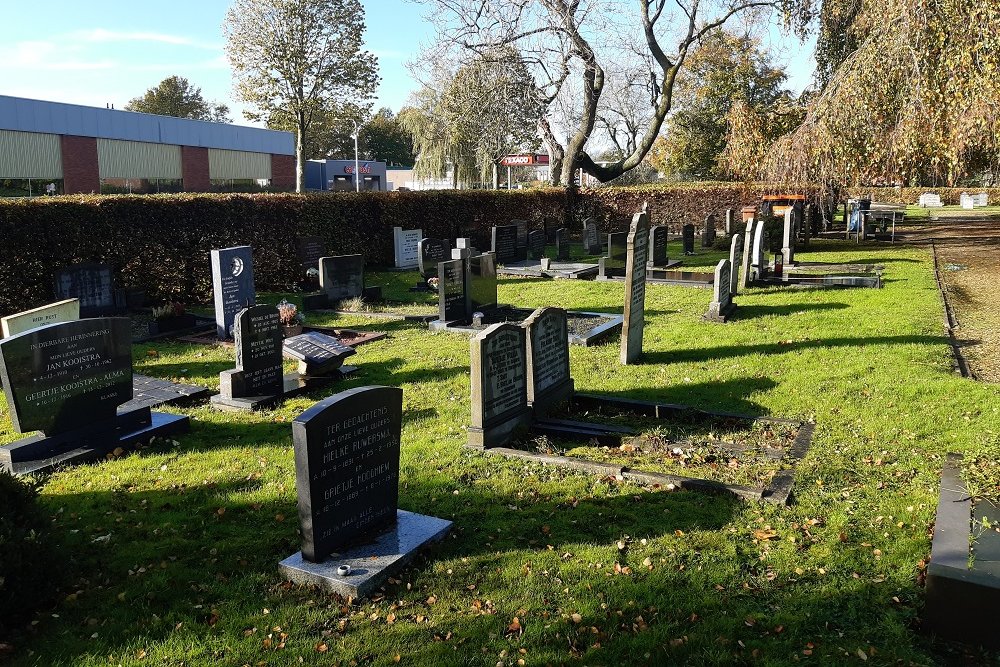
[418,238,448,280]
[54,263,122,318]
[555,228,570,261]
[527,230,546,260]
[219,305,284,399]
[468,323,531,448]
[283,331,356,376]
[523,307,573,413]
[211,246,256,339]
[648,225,668,268]
[296,236,326,271]
[393,227,423,269]
[437,258,469,322]
[704,259,736,322]
[621,212,650,365]
[320,255,365,302]
[491,225,519,265]
[583,219,601,255]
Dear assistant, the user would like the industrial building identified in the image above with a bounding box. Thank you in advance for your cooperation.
[305,159,388,191]
[0,95,295,195]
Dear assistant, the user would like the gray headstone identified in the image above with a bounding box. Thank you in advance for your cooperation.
[599,232,628,279]
[54,263,123,318]
[648,225,668,267]
[219,305,284,399]
[455,237,474,249]
[729,234,744,296]
[468,254,498,313]
[522,307,573,413]
[320,255,365,302]
[437,259,468,322]
[583,219,601,255]
[702,214,717,247]
[418,238,448,280]
[782,208,795,265]
[555,228,570,261]
[682,224,695,255]
[751,222,768,279]
[296,236,326,272]
[740,219,756,288]
[527,230,546,261]
[211,246,256,339]
[725,209,735,236]
[468,322,531,448]
[2,299,80,338]
[704,259,736,322]
[620,212,650,365]
[292,385,402,562]
[393,227,422,269]
[491,225,519,265]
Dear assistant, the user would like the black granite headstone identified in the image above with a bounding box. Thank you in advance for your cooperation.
[292,385,403,562]
[320,255,365,302]
[583,219,601,255]
[648,225,668,267]
[491,225,519,265]
[211,246,256,339]
[283,332,356,375]
[296,236,326,271]
[682,224,695,255]
[438,259,469,322]
[469,254,498,313]
[53,264,123,318]
[418,238,448,280]
[599,232,628,278]
[702,214,717,247]
[513,219,529,251]
[527,230,546,260]
[555,228,570,261]
[220,305,284,399]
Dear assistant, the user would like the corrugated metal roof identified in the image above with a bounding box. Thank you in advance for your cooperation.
[0,95,293,155]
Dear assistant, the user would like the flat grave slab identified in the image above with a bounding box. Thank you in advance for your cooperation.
[177,326,385,349]
[122,375,210,412]
[496,259,599,280]
[429,306,622,347]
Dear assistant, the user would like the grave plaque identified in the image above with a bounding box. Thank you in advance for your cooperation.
[704,259,736,322]
[437,259,469,322]
[283,331,356,376]
[513,219,529,250]
[782,208,796,265]
[527,230,546,260]
[418,238,448,280]
[2,299,80,338]
[599,232,628,279]
[583,219,601,255]
[702,214,717,247]
[217,305,284,401]
[648,225,668,268]
[491,225,519,265]
[320,255,365,302]
[522,307,573,413]
[468,323,531,448]
[292,385,403,561]
[682,224,695,255]
[211,246,256,339]
[621,212,650,365]
[741,219,756,288]
[393,227,422,269]
[469,254,498,313]
[54,263,123,318]
[296,236,326,271]
[555,228,570,261]
[729,234,744,296]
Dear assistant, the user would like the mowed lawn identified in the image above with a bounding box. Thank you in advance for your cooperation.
[3,237,999,665]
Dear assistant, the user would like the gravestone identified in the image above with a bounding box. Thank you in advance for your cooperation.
[211,246,256,339]
[527,230,546,260]
[702,214,717,247]
[725,209,735,236]
[555,228,570,261]
[598,232,628,279]
[278,385,451,598]
[437,259,469,322]
[976,193,989,207]
[729,234,744,296]
[393,227,422,269]
[212,305,285,410]
[296,236,326,272]
[491,225,519,265]
[468,254,498,313]
[704,259,736,323]
[513,219,529,253]
[522,307,573,414]
[2,299,80,338]
[418,238,448,280]
[794,201,808,245]
[751,221,768,280]
[648,225,668,268]
[583,219,601,255]
[620,211,650,365]
[320,255,365,302]
[468,323,532,448]
[682,224,696,255]
[54,263,124,318]
[283,331,356,377]
[782,208,796,265]
[740,219,756,288]
[0,318,188,474]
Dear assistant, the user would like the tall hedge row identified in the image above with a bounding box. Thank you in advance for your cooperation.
[0,183,824,314]
[843,186,1000,205]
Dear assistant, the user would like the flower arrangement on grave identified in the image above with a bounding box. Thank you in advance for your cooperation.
[277,299,306,336]
[427,277,440,289]
[151,301,186,320]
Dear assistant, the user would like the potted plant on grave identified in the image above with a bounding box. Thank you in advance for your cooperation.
[148,301,195,335]
[302,266,320,290]
[277,299,305,337]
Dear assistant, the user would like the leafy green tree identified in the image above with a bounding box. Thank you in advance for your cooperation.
[125,76,230,122]
[360,108,414,166]
[224,0,379,192]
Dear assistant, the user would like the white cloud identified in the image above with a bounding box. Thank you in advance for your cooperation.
[76,29,220,50]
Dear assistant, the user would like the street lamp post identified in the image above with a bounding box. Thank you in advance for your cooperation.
[351,119,360,193]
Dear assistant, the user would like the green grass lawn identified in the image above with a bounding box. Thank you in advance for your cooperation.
[3,238,1000,665]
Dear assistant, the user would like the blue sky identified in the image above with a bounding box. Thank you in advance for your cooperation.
[0,1,814,125]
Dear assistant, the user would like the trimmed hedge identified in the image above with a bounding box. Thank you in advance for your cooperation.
[0,185,821,314]
[844,186,1000,205]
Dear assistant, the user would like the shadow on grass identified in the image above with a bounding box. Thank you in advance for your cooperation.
[732,303,850,320]
[573,377,777,417]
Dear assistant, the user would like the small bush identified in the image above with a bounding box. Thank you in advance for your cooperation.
[0,471,58,633]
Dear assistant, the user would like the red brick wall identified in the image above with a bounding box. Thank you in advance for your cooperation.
[181,146,211,192]
[60,136,100,194]
[271,154,296,191]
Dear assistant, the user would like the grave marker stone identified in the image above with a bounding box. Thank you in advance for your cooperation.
[213,305,285,408]
[751,221,768,280]
[418,238,448,280]
[522,307,573,414]
[740,219,756,288]
[283,331,356,377]
[296,236,326,272]
[437,259,469,322]
[704,259,736,322]
[725,209,735,235]
[583,219,601,255]
[682,224,696,255]
[2,299,80,338]
[555,228,570,261]
[513,219,529,252]
[648,225,668,267]
[211,246,256,339]
[729,234,743,296]
[319,255,365,302]
[491,225,519,265]
[54,263,124,318]
[468,323,532,448]
[468,254,498,313]
[782,208,796,265]
[621,211,650,365]
[527,230,546,260]
[702,214,717,247]
[599,232,628,279]
[393,227,422,269]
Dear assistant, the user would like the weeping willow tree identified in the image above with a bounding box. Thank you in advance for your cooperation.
[734,0,1000,186]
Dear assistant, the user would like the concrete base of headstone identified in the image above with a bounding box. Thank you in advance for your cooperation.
[528,379,575,416]
[0,408,189,476]
[302,286,382,311]
[703,301,737,323]
[467,406,532,449]
[278,510,452,599]
[210,370,357,411]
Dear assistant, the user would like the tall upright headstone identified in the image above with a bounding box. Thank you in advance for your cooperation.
[491,225,519,265]
[620,211,650,365]
[211,246,255,339]
[512,219,529,253]
[751,220,768,280]
[296,236,326,272]
[468,254,498,313]
[418,238,448,280]
[598,232,629,279]
[648,225,668,268]
[682,224,696,255]
[278,386,451,598]
[583,219,601,255]
[468,323,532,448]
[522,307,574,414]
[212,305,285,409]
[725,209,735,236]
[527,230,546,261]
[1,299,80,338]
[319,255,365,302]
[729,233,744,296]
[437,258,469,322]
[704,260,736,322]
[393,227,422,269]
[54,263,124,318]
[555,228,570,261]
[702,214,717,247]
[781,208,796,265]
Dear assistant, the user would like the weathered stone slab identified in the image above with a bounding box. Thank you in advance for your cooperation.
[468,323,532,448]
[523,307,574,414]
[393,227,422,269]
[621,211,650,364]
[704,259,736,323]
[54,263,124,318]
[492,225,519,265]
[2,299,80,338]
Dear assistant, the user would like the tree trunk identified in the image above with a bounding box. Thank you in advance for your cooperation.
[295,110,306,193]
[539,117,565,186]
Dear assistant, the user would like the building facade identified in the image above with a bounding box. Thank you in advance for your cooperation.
[0,95,295,194]
[305,159,388,192]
